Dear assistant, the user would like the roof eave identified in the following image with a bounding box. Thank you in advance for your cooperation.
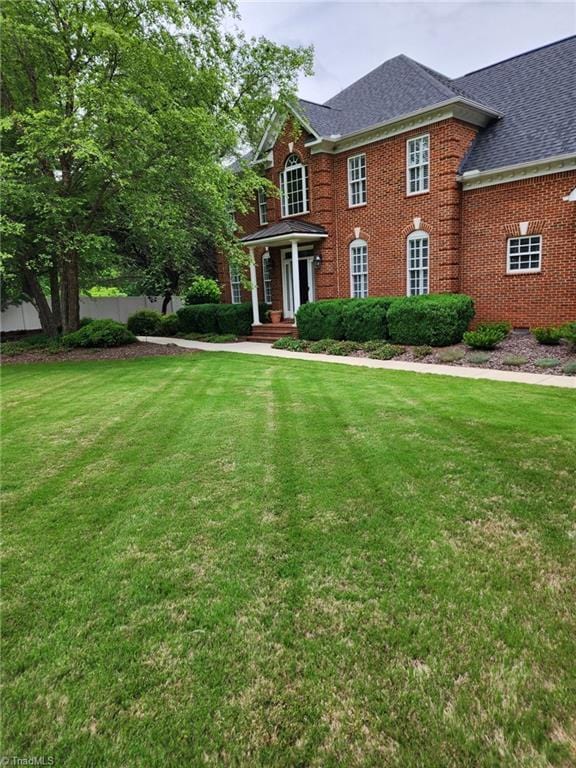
[458,152,576,190]
[240,232,328,248]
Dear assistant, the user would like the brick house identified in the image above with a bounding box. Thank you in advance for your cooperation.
[218,37,576,337]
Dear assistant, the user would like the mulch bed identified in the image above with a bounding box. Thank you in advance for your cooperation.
[1,341,198,365]
[351,330,575,375]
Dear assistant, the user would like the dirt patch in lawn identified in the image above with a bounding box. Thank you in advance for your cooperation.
[1,341,198,365]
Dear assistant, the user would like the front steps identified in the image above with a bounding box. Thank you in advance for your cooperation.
[247,321,298,343]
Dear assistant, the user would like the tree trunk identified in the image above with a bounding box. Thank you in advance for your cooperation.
[20,260,58,337]
[61,252,80,333]
[161,290,172,315]
[50,261,63,332]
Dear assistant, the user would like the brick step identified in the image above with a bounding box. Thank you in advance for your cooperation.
[251,325,297,339]
[246,335,288,343]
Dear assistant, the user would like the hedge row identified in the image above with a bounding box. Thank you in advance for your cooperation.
[296,297,396,342]
[296,294,474,346]
[177,302,269,337]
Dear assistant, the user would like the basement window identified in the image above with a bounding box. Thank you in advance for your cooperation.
[507,235,542,273]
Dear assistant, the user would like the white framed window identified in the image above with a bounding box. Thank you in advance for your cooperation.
[507,235,542,273]
[348,154,367,207]
[407,135,429,195]
[350,239,368,298]
[280,154,308,217]
[407,231,429,295]
[230,265,242,304]
[257,189,268,225]
[262,252,272,304]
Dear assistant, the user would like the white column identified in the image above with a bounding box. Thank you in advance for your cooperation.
[291,239,301,319]
[248,247,261,325]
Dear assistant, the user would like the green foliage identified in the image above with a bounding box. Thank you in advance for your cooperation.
[367,344,405,360]
[296,298,395,342]
[437,349,465,363]
[475,321,511,341]
[412,345,433,359]
[62,320,135,348]
[308,339,341,354]
[463,328,503,350]
[177,302,268,336]
[325,340,363,356]
[502,355,528,367]
[531,326,563,345]
[296,300,348,341]
[563,361,576,375]
[387,294,474,346]
[271,337,309,351]
[159,314,180,337]
[127,310,162,336]
[201,334,238,344]
[534,358,561,369]
[182,277,222,305]
[467,352,492,364]
[1,341,27,357]
[79,317,94,327]
[561,322,576,348]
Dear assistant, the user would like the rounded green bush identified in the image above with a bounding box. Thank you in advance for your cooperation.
[531,326,563,345]
[387,294,474,346]
[159,313,180,336]
[182,276,221,305]
[534,357,561,368]
[560,322,576,348]
[127,310,162,335]
[62,320,136,348]
[463,328,503,350]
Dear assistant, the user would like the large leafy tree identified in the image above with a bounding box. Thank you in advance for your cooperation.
[1,0,312,334]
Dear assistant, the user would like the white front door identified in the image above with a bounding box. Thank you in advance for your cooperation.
[281,248,315,319]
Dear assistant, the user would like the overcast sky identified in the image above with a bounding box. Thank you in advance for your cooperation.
[235,0,575,103]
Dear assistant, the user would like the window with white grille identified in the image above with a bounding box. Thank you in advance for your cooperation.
[348,154,367,206]
[230,265,242,304]
[407,231,429,295]
[280,154,308,217]
[507,235,542,273]
[257,189,268,225]
[350,239,368,298]
[262,252,272,304]
[407,135,429,195]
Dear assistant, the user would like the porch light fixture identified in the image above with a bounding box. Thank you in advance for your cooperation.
[313,253,322,269]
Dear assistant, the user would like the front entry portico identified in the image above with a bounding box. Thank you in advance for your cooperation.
[239,220,327,325]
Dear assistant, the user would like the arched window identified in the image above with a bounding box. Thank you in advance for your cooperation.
[350,239,368,298]
[407,230,429,295]
[280,154,308,217]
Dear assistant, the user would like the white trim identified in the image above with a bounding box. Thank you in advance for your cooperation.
[280,154,308,218]
[241,232,327,248]
[262,251,272,304]
[257,189,268,225]
[280,245,315,319]
[406,134,430,196]
[229,264,242,304]
[506,234,542,274]
[349,239,368,298]
[459,154,576,190]
[249,249,261,325]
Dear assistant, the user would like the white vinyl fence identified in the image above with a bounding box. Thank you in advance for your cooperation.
[0,296,183,333]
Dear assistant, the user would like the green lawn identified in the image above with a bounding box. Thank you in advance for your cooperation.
[2,352,575,767]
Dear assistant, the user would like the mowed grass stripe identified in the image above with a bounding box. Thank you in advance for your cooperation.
[1,353,575,767]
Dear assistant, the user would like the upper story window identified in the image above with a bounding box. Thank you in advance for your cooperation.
[407,231,429,295]
[262,251,272,304]
[257,189,268,225]
[230,264,242,304]
[348,154,367,207]
[407,135,429,195]
[280,154,308,217]
[350,239,368,298]
[507,235,542,273]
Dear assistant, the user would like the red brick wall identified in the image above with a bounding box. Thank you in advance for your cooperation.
[219,117,576,327]
[461,171,576,327]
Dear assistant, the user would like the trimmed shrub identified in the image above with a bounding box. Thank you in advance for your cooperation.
[563,361,576,375]
[475,321,511,342]
[561,322,576,348]
[127,310,162,335]
[182,276,221,305]
[177,304,219,334]
[534,357,561,368]
[272,337,310,352]
[296,300,348,341]
[367,344,404,360]
[62,320,135,348]
[387,294,474,346]
[159,313,180,336]
[463,327,503,350]
[217,304,255,336]
[503,354,528,366]
[531,326,563,345]
[437,349,465,363]
[177,302,268,336]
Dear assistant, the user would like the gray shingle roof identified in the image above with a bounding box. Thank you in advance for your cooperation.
[296,36,575,174]
[239,220,326,243]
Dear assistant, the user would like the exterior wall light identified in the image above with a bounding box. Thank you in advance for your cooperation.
[314,253,322,269]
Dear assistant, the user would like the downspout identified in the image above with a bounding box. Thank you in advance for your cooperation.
[332,155,341,298]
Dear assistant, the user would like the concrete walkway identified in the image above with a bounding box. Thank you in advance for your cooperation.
[138,336,576,389]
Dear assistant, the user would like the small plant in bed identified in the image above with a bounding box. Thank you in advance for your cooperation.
[463,327,503,350]
[436,348,465,363]
[272,337,309,352]
[62,320,136,348]
[502,354,528,367]
[367,344,405,360]
[560,322,576,349]
[412,345,433,359]
[534,358,561,369]
[1,334,63,357]
[531,326,563,345]
[467,351,492,364]
[563,361,576,375]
